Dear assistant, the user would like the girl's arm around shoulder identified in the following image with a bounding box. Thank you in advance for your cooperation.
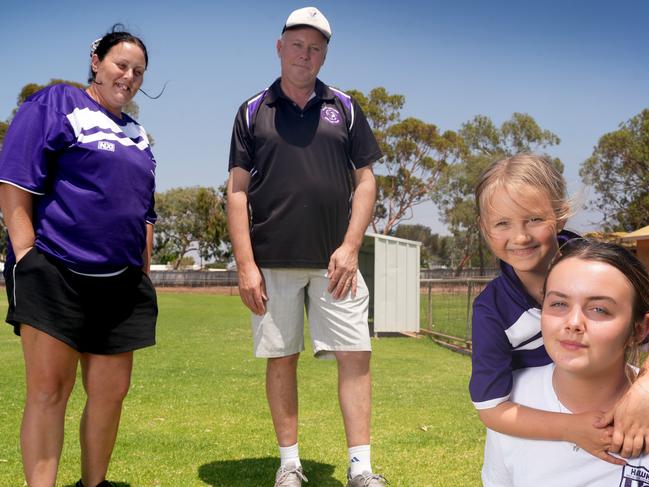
[478,400,624,465]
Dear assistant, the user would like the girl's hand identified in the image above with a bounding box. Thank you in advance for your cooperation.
[567,411,625,465]
[596,375,649,458]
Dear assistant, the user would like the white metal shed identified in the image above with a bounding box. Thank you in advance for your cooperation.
[358,233,421,335]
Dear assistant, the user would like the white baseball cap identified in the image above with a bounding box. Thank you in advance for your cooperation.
[282,6,331,42]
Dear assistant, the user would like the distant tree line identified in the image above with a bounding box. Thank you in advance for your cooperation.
[351,86,647,273]
[0,80,646,270]
[153,186,230,268]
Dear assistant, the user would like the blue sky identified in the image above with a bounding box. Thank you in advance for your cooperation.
[1,0,648,234]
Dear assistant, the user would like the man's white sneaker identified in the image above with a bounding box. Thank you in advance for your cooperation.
[275,462,308,486]
[346,470,388,487]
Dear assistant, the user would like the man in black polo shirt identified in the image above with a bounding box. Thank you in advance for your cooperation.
[227,6,386,487]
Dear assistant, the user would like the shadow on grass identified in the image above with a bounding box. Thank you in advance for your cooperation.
[62,483,130,487]
[198,457,343,486]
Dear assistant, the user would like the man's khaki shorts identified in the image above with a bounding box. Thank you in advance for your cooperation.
[252,268,371,359]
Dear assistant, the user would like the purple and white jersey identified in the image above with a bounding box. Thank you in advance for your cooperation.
[0,84,156,274]
[469,230,579,409]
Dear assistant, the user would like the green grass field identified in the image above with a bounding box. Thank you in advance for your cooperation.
[0,293,485,487]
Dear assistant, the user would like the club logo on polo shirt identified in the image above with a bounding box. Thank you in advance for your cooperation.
[98,141,116,152]
[621,464,649,486]
[321,106,342,125]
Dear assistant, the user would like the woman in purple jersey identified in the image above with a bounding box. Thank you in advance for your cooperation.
[0,25,157,487]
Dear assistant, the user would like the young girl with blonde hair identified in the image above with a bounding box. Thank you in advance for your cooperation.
[470,153,649,463]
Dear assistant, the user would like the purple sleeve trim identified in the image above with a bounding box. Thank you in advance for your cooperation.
[246,89,269,130]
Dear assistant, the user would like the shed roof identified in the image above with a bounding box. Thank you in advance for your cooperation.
[622,225,649,241]
[365,232,422,246]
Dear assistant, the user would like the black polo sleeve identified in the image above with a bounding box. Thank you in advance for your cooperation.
[347,98,383,169]
[228,102,254,172]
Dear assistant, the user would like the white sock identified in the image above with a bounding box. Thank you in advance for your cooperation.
[348,444,371,477]
[279,443,301,468]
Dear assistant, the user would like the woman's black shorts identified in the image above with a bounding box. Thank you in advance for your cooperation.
[4,247,157,354]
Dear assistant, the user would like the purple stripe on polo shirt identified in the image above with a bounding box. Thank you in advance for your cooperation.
[329,88,352,111]
[330,87,352,110]
[329,87,354,128]
[246,89,269,130]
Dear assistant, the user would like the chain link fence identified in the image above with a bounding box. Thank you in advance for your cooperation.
[149,270,238,289]
[419,277,492,355]
[420,268,498,279]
